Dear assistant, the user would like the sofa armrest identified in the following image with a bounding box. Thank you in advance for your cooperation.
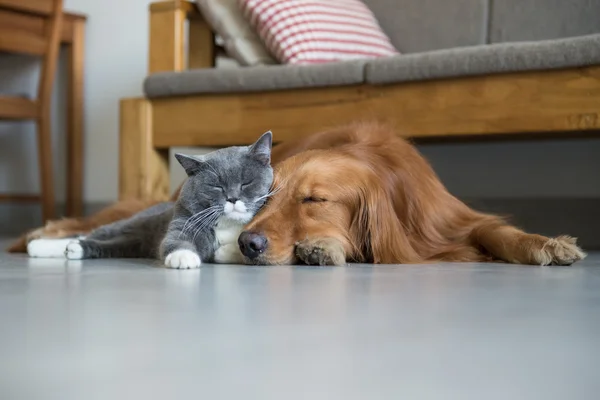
[148,0,215,74]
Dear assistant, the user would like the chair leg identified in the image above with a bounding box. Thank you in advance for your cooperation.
[37,116,56,221]
[65,18,85,217]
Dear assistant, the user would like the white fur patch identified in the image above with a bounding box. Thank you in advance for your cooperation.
[65,241,84,260]
[213,217,245,264]
[223,201,252,222]
[214,218,244,244]
[28,238,73,258]
[233,200,247,213]
[165,249,201,269]
[214,243,244,264]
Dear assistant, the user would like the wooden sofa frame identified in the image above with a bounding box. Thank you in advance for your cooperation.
[119,0,600,202]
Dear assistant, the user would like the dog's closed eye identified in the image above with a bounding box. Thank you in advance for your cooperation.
[302,196,327,203]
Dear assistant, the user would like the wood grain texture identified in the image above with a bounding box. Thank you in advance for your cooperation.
[0,9,85,43]
[119,98,170,202]
[0,96,38,119]
[37,108,56,220]
[36,0,62,221]
[0,27,47,55]
[0,0,65,222]
[148,1,214,72]
[65,18,85,217]
[188,15,214,69]
[148,4,186,73]
[37,0,62,103]
[149,0,196,13]
[0,0,52,15]
[151,66,600,147]
[0,5,86,218]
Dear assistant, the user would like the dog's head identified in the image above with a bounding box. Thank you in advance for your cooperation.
[239,148,417,265]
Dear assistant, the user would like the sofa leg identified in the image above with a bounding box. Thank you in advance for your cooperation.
[119,98,170,202]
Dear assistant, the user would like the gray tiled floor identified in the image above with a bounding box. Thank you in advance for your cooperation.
[1,243,600,400]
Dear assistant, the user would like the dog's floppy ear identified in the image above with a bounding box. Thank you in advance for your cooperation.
[350,183,420,264]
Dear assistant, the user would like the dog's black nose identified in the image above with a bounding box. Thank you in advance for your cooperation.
[238,231,267,259]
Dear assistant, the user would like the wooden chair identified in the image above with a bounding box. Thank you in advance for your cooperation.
[0,0,64,221]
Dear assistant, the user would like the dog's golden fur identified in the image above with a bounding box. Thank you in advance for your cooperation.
[8,122,586,266]
[244,123,585,265]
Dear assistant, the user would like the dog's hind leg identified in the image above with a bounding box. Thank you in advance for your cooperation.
[471,219,586,266]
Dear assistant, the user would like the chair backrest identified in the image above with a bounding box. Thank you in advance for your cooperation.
[0,0,56,14]
[0,0,64,108]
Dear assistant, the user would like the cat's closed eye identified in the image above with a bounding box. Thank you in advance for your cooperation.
[213,186,225,193]
[241,181,253,190]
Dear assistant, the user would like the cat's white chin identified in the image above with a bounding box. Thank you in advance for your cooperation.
[223,211,253,223]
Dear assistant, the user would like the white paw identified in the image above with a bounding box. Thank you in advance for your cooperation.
[65,241,84,260]
[165,249,201,269]
[27,238,72,258]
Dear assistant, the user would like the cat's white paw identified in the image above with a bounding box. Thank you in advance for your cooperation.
[27,238,72,258]
[165,249,201,269]
[65,241,84,260]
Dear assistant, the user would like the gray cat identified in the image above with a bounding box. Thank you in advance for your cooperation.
[62,131,273,268]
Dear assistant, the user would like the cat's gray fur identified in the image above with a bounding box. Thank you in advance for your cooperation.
[67,132,273,264]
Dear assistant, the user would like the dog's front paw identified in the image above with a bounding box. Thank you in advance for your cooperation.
[534,236,586,266]
[165,249,201,269]
[65,241,84,260]
[295,238,346,266]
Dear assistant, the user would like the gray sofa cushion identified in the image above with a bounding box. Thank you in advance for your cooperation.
[366,34,600,85]
[363,0,488,53]
[489,0,600,43]
[144,61,366,98]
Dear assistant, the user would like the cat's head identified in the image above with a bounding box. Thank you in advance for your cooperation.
[175,131,274,223]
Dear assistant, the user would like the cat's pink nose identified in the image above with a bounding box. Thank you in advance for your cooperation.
[238,231,267,259]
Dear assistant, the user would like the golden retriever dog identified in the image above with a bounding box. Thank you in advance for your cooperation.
[9,123,586,266]
[239,123,586,265]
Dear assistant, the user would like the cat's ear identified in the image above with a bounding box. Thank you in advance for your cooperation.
[175,153,204,176]
[249,131,272,166]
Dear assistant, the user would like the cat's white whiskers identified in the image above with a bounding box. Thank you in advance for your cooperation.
[254,185,282,202]
[188,207,221,233]
[179,206,221,238]
[193,212,220,234]
[180,212,212,237]
[184,211,220,237]
[192,212,222,242]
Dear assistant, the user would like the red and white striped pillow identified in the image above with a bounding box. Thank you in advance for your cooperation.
[239,0,399,64]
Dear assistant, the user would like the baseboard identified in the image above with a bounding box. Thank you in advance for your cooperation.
[1,198,598,249]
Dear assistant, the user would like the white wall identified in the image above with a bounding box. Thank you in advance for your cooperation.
[1,0,599,208]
